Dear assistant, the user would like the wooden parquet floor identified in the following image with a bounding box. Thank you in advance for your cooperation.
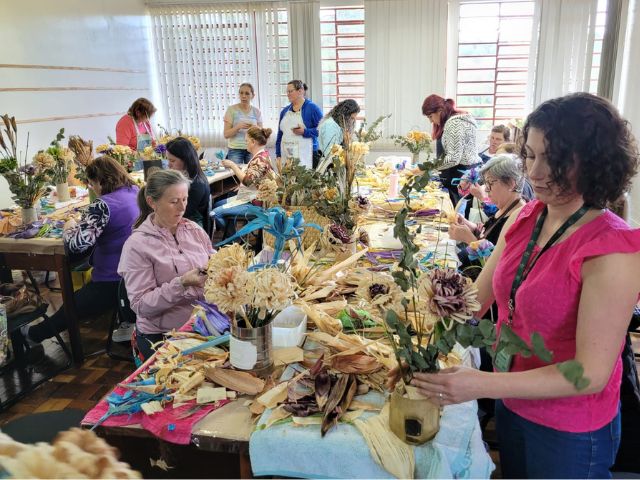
[0,277,133,426]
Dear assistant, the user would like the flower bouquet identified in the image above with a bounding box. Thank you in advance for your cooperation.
[35,129,75,201]
[204,244,296,374]
[0,115,50,224]
[68,135,93,185]
[355,114,391,144]
[157,125,202,151]
[391,130,432,166]
[314,140,369,260]
[96,142,136,173]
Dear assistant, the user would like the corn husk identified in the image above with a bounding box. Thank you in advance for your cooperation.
[353,404,415,479]
[263,405,293,429]
[177,371,205,394]
[300,303,343,335]
[257,381,289,409]
[329,354,382,374]
[203,367,266,395]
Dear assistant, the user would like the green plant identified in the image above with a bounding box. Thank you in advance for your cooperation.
[355,114,391,143]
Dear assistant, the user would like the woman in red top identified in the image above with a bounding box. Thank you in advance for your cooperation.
[390,93,640,478]
[116,98,157,152]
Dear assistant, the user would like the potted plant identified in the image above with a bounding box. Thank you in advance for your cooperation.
[391,130,433,166]
[0,115,50,224]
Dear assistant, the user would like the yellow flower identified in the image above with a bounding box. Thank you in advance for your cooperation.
[59,147,75,163]
[328,144,344,157]
[324,187,339,201]
[112,145,133,156]
[33,152,55,169]
[348,141,370,157]
[188,136,201,151]
[95,144,111,153]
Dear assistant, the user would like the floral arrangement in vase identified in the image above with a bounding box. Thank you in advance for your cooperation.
[203,244,296,372]
[68,135,93,185]
[33,129,75,201]
[314,140,370,258]
[95,142,136,172]
[0,115,50,222]
[391,130,432,165]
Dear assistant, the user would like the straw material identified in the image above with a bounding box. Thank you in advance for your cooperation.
[263,205,330,251]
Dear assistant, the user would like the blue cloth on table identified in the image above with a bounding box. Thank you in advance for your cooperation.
[249,391,494,479]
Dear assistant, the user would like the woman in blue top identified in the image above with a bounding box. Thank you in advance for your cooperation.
[275,80,323,170]
[317,99,360,173]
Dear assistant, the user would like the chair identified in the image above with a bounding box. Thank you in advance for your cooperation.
[0,272,73,411]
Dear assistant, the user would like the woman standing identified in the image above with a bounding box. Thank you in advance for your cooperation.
[212,127,274,235]
[275,80,323,170]
[118,170,212,361]
[116,98,157,152]
[317,99,360,173]
[166,137,210,230]
[223,83,263,164]
[392,93,640,478]
[23,156,139,346]
[422,95,480,205]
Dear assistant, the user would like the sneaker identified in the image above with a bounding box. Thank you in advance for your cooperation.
[112,322,134,343]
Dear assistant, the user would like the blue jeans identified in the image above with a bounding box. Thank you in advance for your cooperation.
[226,148,251,164]
[212,197,254,231]
[496,400,621,478]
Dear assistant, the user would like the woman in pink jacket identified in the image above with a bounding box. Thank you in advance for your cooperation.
[118,169,212,360]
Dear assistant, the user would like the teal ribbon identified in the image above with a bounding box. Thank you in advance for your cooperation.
[216,206,322,263]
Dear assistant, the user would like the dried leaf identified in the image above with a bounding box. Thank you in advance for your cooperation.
[330,354,382,374]
[203,367,265,395]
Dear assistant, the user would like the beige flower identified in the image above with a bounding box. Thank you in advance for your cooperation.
[250,268,295,313]
[207,244,253,271]
[59,147,75,163]
[415,268,481,330]
[33,152,55,169]
[256,178,278,204]
[204,266,253,313]
[324,187,339,201]
[112,145,133,156]
[348,141,370,158]
[355,272,404,314]
[95,144,111,153]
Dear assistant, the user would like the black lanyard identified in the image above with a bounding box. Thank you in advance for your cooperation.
[507,204,589,325]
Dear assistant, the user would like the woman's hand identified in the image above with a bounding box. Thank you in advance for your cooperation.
[180,268,206,288]
[221,160,237,170]
[448,222,477,244]
[386,363,407,392]
[63,218,77,231]
[469,183,487,201]
[292,125,305,136]
[410,366,487,406]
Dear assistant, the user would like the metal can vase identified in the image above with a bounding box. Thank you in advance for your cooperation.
[230,321,273,376]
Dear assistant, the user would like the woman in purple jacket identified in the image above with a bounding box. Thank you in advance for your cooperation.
[23,156,139,346]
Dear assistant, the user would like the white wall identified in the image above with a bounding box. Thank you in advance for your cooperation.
[0,0,157,208]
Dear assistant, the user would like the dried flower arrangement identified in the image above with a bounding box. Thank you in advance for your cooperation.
[391,130,432,156]
[96,142,136,172]
[67,135,93,185]
[35,128,75,185]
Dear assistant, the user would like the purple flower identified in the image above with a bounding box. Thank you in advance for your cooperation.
[20,164,37,176]
[154,144,167,154]
[329,223,352,244]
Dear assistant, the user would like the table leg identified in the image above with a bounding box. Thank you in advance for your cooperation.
[55,254,84,364]
[239,453,252,479]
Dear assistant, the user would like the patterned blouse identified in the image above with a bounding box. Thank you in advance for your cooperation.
[63,199,109,254]
[235,150,274,204]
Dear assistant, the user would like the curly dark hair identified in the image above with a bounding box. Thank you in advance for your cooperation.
[520,92,638,208]
[328,99,360,133]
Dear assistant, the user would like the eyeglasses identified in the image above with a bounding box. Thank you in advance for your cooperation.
[286,89,297,94]
[484,179,497,192]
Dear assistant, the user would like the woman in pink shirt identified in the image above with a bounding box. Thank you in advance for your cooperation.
[118,169,212,360]
[115,98,157,152]
[393,93,640,478]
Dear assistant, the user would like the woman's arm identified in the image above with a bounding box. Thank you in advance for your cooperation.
[63,199,109,254]
[115,117,135,150]
[302,103,323,140]
[221,160,245,182]
[184,178,209,220]
[275,108,286,158]
[412,250,640,404]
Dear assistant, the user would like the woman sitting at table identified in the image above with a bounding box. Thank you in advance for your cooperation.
[115,98,157,152]
[166,136,210,230]
[212,126,274,236]
[118,170,212,361]
[21,156,139,348]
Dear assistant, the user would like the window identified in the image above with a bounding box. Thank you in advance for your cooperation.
[589,0,608,94]
[456,1,535,131]
[150,5,289,145]
[320,6,365,116]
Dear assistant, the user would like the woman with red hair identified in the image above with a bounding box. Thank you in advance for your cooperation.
[422,94,480,205]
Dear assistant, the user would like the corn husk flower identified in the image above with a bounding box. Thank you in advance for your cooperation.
[204,266,253,314]
[416,268,480,330]
[356,272,404,314]
[324,187,338,201]
[391,130,432,155]
[251,268,295,314]
[256,178,278,204]
[33,151,55,170]
[207,244,252,271]
[68,136,93,167]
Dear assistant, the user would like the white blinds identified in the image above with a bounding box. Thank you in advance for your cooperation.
[150,2,289,146]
